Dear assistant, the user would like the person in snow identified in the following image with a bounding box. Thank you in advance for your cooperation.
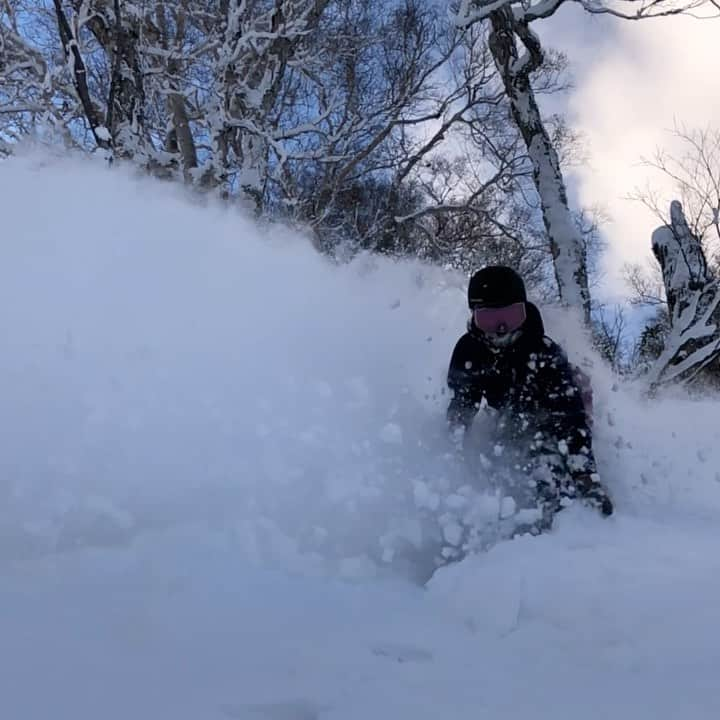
[446,266,613,529]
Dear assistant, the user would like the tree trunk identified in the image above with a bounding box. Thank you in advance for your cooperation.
[647,201,720,388]
[53,0,112,153]
[166,92,198,182]
[105,0,147,160]
[488,9,590,324]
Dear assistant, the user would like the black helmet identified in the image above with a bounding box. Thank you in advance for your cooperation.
[468,266,526,309]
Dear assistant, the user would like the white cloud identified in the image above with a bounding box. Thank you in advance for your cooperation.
[544,11,720,297]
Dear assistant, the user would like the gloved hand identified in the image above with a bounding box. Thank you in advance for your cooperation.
[575,474,613,516]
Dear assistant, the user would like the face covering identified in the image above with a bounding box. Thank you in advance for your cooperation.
[483,329,523,350]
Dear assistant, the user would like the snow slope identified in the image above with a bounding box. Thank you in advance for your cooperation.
[2,153,720,719]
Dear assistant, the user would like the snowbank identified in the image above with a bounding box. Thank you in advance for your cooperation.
[2,153,720,719]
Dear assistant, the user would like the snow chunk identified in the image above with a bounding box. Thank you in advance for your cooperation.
[380,422,403,444]
[500,496,517,519]
[413,480,440,511]
[313,380,333,398]
[442,521,464,547]
[346,376,370,404]
[339,555,377,579]
[94,126,111,142]
[444,493,468,511]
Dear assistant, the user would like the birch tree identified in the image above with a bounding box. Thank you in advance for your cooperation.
[646,200,720,388]
[448,0,718,324]
[6,1,336,188]
[3,0,593,280]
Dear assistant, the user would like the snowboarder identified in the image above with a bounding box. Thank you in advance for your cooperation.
[446,266,613,530]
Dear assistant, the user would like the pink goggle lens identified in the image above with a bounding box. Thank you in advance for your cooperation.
[472,302,526,334]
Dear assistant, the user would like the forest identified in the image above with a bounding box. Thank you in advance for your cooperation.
[3,0,720,387]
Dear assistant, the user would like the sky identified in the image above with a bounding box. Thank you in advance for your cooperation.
[539,6,720,299]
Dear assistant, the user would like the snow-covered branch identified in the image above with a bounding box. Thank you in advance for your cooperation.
[451,0,717,26]
[0,0,578,278]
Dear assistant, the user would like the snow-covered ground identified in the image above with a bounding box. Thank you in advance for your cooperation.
[2,153,720,719]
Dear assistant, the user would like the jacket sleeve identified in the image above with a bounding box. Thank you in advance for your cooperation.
[531,345,612,513]
[446,336,482,430]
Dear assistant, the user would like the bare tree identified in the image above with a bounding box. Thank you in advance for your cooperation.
[630,124,720,266]
[623,260,666,307]
[273,3,543,262]
[592,304,631,372]
[633,308,670,370]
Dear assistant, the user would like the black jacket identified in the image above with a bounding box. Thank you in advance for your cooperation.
[447,303,611,515]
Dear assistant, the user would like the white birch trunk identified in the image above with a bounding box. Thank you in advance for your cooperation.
[647,201,720,387]
[489,10,590,323]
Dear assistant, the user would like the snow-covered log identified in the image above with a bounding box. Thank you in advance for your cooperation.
[647,200,720,388]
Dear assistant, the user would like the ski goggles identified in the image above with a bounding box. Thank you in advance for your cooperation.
[472,302,527,334]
